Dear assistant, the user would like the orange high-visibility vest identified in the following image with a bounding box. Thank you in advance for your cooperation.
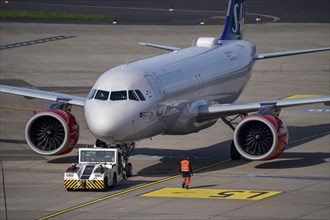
[181,159,190,172]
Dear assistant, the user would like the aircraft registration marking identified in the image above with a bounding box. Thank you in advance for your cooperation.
[141,187,282,200]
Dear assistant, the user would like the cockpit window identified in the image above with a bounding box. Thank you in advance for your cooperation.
[87,89,97,100]
[95,90,110,100]
[128,90,139,101]
[135,90,146,101]
[110,90,127,101]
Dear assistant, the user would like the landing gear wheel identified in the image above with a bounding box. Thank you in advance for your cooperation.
[96,139,107,148]
[125,163,133,177]
[103,177,109,190]
[230,140,241,160]
[111,174,117,188]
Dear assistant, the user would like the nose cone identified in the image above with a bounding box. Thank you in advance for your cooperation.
[84,100,126,143]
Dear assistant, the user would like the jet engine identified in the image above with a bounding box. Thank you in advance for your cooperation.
[25,109,79,156]
[233,114,288,160]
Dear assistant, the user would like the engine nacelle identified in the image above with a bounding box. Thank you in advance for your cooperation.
[25,110,79,156]
[233,114,288,160]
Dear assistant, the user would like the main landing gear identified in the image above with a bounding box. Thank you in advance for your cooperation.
[221,116,243,161]
[96,139,134,178]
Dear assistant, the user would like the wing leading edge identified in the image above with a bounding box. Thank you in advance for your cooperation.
[197,96,330,122]
[0,85,86,106]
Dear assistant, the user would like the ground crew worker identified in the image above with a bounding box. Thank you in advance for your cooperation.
[100,163,107,173]
[180,156,193,189]
[69,163,76,171]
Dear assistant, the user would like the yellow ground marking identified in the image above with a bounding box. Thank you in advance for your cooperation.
[33,130,330,219]
[288,131,330,146]
[141,188,282,200]
[283,94,320,99]
[38,160,230,220]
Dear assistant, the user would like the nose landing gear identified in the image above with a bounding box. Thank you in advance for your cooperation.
[95,139,135,178]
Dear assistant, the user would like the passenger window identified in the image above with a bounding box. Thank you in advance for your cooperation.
[87,89,97,100]
[135,90,146,101]
[110,91,127,100]
[94,90,109,101]
[129,90,139,101]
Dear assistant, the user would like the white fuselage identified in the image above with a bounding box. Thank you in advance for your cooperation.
[84,39,256,144]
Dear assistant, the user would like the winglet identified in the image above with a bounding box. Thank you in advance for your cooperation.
[220,0,246,41]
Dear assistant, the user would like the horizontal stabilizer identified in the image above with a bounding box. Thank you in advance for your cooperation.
[254,47,330,60]
[139,42,180,51]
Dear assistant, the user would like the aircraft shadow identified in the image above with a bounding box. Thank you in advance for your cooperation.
[255,124,329,169]
[135,123,329,176]
[1,124,328,173]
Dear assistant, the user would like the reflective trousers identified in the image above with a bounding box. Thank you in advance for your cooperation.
[181,171,191,185]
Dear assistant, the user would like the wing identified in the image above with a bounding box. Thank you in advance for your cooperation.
[197,96,330,122]
[139,42,180,51]
[0,85,86,106]
[254,47,330,60]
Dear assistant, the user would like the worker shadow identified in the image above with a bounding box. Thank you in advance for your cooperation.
[191,184,218,188]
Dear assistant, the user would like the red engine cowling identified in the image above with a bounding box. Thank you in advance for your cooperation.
[25,110,79,156]
[233,114,288,160]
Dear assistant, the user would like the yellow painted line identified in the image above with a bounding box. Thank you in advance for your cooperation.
[38,160,230,220]
[35,131,330,219]
[141,187,282,200]
[288,131,330,146]
[283,94,320,99]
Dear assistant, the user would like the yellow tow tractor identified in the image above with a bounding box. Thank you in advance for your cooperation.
[64,147,132,191]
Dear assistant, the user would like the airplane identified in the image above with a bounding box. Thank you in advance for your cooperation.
[0,0,329,162]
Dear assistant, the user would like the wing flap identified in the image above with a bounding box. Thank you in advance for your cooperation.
[197,96,330,122]
[0,85,85,106]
